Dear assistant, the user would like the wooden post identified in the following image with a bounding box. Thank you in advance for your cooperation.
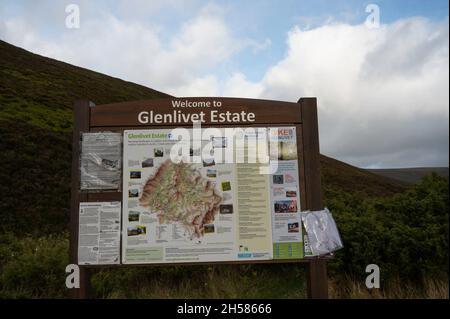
[70,100,93,298]
[299,98,323,211]
[307,258,328,298]
[299,98,328,299]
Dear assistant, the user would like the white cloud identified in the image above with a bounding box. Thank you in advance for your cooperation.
[223,72,264,97]
[0,2,246,96]
[175,75,219,97]
[223,18,449,168]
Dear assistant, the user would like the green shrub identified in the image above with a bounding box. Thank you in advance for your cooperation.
[327,173,449,282]
[0,232,70,298]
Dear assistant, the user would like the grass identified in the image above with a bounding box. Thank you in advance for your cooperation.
[329,275,449,299]
[0,95,72,132]
[0,233,448,299]
[0,232,308,299]
[92,264,307,299]
[0,233,70,298]
[1,231,447,299]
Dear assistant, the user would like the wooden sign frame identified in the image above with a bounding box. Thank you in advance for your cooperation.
[70,97,328,299]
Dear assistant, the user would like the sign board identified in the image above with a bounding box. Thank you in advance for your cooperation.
[122,127,302,264]
[70,97,327,298]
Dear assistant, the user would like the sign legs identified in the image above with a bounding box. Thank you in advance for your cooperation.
[73,267,92,299]
[307,259,328,299]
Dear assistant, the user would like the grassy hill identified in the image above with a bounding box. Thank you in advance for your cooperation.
[0,40,172,236]
[3,40,447,299]
[0,40,170,132]
[321,155,406,196]
[368,167,449,184]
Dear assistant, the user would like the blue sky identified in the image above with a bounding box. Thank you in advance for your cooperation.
[0,0,448,168]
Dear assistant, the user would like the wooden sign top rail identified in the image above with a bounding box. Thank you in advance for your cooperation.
[90,97,303,127]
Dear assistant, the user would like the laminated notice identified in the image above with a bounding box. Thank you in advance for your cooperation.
[78,201,121,265]
[301,208,343,256]
[80,132,121,190]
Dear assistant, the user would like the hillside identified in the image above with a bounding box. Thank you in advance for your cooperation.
[0,40,171,236]
[368,167,449,184]
[0,40,405,236]
[320,155,406,196]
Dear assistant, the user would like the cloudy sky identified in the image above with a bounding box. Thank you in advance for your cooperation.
[0,0,448,168]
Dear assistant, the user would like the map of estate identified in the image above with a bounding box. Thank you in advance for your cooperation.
[139,160,223,239]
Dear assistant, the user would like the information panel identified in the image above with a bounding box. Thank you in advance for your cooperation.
[78,201,121,265]
[122,127,303,264]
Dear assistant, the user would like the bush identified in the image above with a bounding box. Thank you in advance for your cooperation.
[0,232,70,298]
[327,173,449,282]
